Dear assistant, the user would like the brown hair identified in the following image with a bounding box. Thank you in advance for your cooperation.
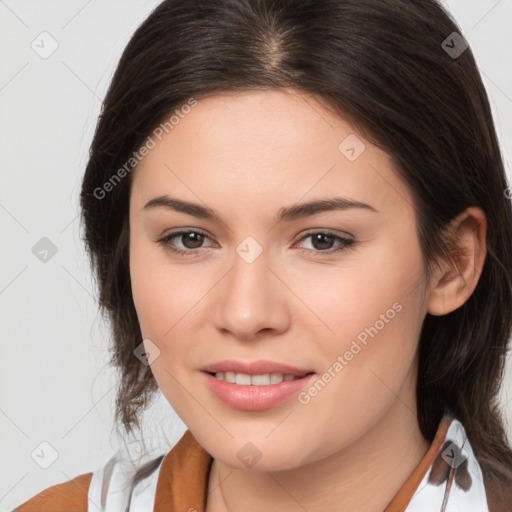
[80,0,512,496]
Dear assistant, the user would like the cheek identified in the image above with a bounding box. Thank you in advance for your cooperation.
[296,241,423,351]
[295,244,424,408]
[292,288,420,463]
[130,259,169,341]
[129,243,199,415]
[131,270,193,341]
[129,234,201,341]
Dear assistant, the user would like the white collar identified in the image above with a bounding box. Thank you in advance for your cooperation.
[404,417,488,511]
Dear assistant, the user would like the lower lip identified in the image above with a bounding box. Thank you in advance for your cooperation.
[202,372,316,411]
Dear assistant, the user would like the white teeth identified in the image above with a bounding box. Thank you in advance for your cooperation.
[214,372,300,385]
[270,373,283,384]
[252,374,271,385]
[235,373,252,385]
[224,371,236,383]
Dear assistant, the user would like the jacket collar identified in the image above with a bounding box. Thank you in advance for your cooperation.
[384,412,488,511]
[148,412,489,511]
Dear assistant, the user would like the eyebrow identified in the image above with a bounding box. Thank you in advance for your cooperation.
[143,195,379,223]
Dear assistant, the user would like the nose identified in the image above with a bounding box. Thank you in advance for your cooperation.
[213,243,290,341]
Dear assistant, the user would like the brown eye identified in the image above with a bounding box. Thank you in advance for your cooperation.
[296,231,356,255]
[310,233,335,250]
[179,231,205,249]
[157,229,214,256]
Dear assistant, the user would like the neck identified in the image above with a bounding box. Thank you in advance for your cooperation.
[206,388,430,512]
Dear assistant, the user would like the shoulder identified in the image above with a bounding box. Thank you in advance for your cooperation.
[12,471,92,512]
[12,448,166,512]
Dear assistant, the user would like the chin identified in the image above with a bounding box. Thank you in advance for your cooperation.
[202,433,311,472]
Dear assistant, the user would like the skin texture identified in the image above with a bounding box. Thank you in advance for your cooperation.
[128,89,487,512]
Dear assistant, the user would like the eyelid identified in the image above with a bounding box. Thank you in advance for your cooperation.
[294,228,354,242]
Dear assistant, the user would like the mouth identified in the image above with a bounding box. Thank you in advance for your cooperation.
[205,371,314,385]
[201,359,314,378]
[200,361,316,410]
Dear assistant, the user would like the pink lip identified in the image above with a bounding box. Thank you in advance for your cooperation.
[201,359,313,376]
[201,360,316,411]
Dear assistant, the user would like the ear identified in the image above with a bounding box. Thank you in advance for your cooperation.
[427,206,487,316]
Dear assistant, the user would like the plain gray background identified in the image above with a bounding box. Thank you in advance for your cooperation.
[1,1,511,510]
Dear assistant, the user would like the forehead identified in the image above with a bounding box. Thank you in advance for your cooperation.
[130,89,411,218]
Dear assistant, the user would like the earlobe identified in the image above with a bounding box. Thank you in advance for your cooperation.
[427,207,487,316]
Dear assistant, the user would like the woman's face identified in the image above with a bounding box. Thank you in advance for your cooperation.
[129,89,432,470]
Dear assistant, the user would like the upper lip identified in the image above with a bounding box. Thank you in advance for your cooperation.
[201,359,314,376]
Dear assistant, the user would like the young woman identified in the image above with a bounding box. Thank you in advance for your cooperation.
[14,0,512,511]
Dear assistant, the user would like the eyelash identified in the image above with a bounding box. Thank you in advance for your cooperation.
[156,229,356,257]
